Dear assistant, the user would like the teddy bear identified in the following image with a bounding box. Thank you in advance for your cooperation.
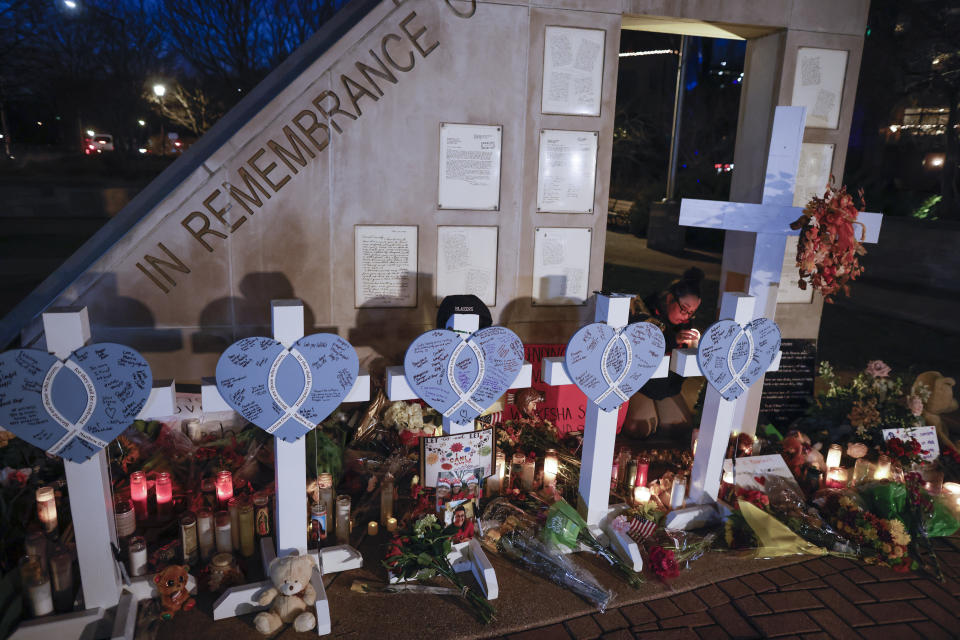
[153,564,195,620]
[254,552,317,635]
[913,371,959,448]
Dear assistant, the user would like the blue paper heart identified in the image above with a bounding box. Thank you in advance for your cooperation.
[404,327,524,424]
[0,344,152,463]
[697,318,781,401]
[216,334,359,442]
[564,322,666,412]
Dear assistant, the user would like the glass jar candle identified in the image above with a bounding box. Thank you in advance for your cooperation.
[626,460,638,492]
[335,495,351,545]
[155,472,173,518]
[179,512,199,565]
[317,473,335,540]
[206,552,243,593]
[127,536,148,577]
[635,456,650,488]
[19,555,53,617]
[670,476,687,509]
[825,443,843,470]
[874,455,892,481]
[543,449,559,487]
[201,478,217,510]
[309,502,327,549]
[24,530,48,571]
[35,486,57,534]
[610,460,619,488]
[129,471,149,520]
[633,485,651,505]
[196,509,215,562]
[238,498,255,558]
[510,453,525,491]
[49,547,73,612]
[852,458,874,486]
[826,467,849,489]
[184,418,202,442]
[487,452,505,496]
[215,470,234,508]
[520,458,535,492]
[215,511,232,553]
[616,449,631,488]
[253,494,271,537]
[381,474,394,525]
[228,497,241,551]
[114,498,136,539]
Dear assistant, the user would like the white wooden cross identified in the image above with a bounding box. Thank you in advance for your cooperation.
[10,307,178,640]
[385,313,536,599]
[212,299,369,636]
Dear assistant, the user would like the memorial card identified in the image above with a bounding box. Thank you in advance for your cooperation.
[532,227,591,305]
[536,130,599,213]
[723,454,803,495]
[436,226,498,306]
[882,426,939,463]
[420,427,495,488]
[541,26,605,116]
[438,123,502,210]
[354,225,417,308]
[791,48,848,129]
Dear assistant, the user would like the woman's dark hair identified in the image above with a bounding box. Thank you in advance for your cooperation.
[667,267,705,300]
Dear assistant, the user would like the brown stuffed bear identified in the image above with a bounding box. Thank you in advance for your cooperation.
[154,564,195,620]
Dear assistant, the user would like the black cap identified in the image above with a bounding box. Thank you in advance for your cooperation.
[436,295,492,331]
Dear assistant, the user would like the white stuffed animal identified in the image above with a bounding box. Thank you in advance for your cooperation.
[254,552,317,634]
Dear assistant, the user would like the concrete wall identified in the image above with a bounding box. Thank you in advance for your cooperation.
[16,0,871,384]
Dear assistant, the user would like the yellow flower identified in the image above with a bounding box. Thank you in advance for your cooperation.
[888,520,911,546]
[864,528,878,541]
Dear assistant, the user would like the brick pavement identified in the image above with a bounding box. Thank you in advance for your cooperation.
[501,541,960,639]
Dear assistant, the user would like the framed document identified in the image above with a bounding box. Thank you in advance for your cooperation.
[354,225,418,308]
[438,123,502,210]
[436,226,498,306]
[536,130,599,214]
[541,26,606,116]
[778,143,834,304]
[791,48,848,129]
[532,227,591,305]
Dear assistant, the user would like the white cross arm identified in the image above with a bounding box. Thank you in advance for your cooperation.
[680,200,802,234]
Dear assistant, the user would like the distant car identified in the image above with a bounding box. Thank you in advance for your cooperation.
[84,134,114,154]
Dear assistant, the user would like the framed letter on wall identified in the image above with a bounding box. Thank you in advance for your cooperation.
[437,123,502,211]
[354,225,418,308]
[532,227,591,306]
[541,26,606,116]
[791,48,848,129]
[536,130,599,214]
[436,226,498,306]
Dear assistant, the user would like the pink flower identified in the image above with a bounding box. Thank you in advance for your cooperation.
[865,360,891,378]
[610,515,629,533]
[846,442,868,459]
[907,395,924,417]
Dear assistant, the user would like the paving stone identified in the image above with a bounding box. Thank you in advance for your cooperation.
[765,568,799,587]
[942,575,960,596]
[620,603,656,627]
[801,634,832,640]
[909,621,954,640]
[803,558,839,576]
[780,578,828,591]
[565,615,602,640]
[718,578,754,599]
[696,625,731,640]
[593,610,629,632]
[694,584,729,608]
[509,624,571,640]
[733,595,772,617]
[600,630,633,640]
[911,578,959,609]
[752,611,821,637]
[860,601,925,624]
[823,573,874,604]
[659,612,714,629]
[740,573,777,594]
[911,598,958,631]
[811,588,874,627]
[634,629,699,640]
[859,580,922,601]
[841,568,875,584]
[673,591,708,613]
[784,564,819,582]
[709,603,761,639]
[822,556,857,571]
[631,623,659,633]
[647,598,684,620]
[856,624,916,640]
[808,607,863,640]
[760,591,822,613]
[862,564,903,582]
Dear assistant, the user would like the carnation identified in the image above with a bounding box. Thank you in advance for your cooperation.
[865,360,891,379]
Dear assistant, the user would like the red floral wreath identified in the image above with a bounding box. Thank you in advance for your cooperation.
[790,183,867,303]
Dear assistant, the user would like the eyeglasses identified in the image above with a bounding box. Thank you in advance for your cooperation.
[672,296,697,319]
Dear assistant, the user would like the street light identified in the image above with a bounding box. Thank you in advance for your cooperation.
[153,84,167,157]
[64,0,77,8]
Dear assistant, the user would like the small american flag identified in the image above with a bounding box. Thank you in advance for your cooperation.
[625,517,658,542]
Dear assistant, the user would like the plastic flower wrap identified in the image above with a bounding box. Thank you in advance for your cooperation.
[480,499,613,612]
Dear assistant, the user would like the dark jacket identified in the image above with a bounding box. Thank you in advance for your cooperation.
[629,293,694,400]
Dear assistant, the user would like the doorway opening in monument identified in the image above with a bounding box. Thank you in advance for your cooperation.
[603,28,745,452]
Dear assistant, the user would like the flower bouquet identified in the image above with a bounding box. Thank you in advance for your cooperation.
[642,528,714,583]
[480,499,613,611]
[790,182,867,302]
[382,401,441,447]
[383,514,496,623]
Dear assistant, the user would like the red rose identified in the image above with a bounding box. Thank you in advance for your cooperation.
[649,546,680,581]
